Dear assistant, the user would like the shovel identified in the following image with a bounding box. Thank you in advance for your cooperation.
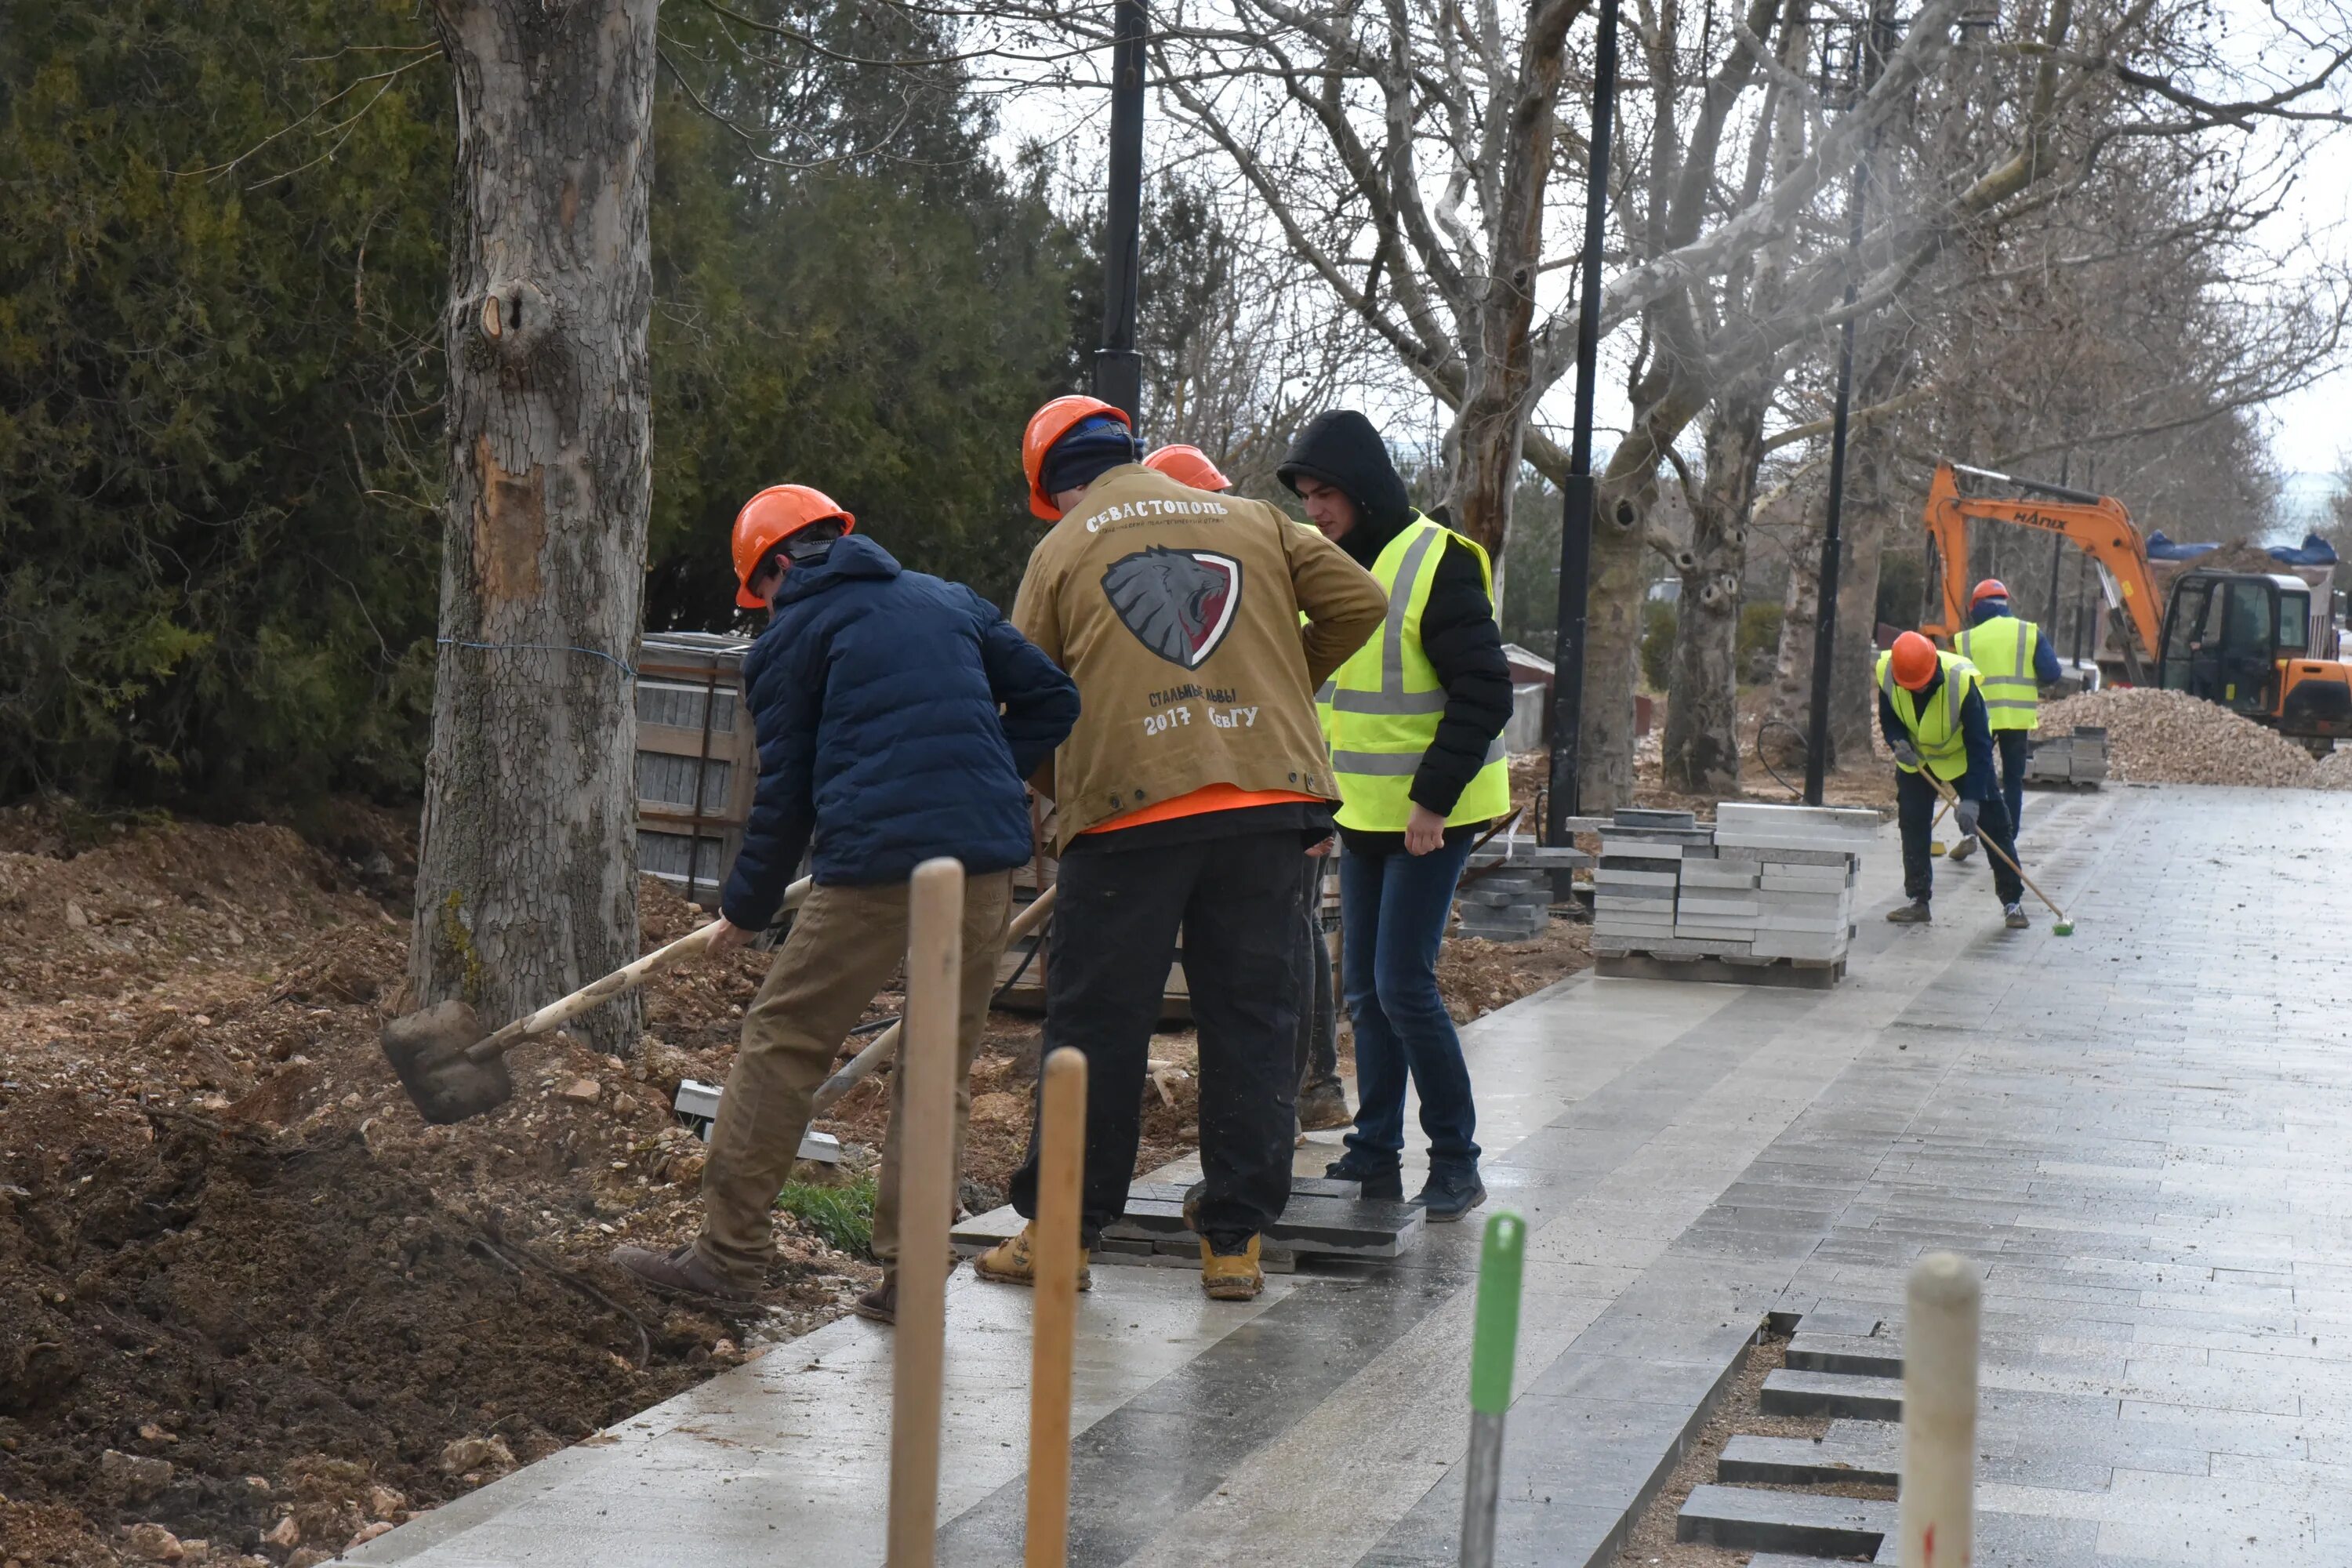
[383,877,812,1124]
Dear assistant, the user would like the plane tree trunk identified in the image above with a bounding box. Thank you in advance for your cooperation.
[409,0,659,1054]
[1663,375,1770,793]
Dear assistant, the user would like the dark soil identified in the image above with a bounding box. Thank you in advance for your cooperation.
[0,1113,743,1563]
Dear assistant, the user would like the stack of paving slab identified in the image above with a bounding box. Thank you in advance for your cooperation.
[1595,802,1875,975]
[1590,808,1714,952]
[1454,833,1589,941]
[2024,724,2108,786]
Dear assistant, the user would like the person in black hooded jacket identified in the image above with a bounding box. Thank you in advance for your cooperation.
[1279,410,1515,1222]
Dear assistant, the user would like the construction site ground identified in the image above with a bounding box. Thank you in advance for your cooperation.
[0,796,1593,1568]
[299,779,2352,1568]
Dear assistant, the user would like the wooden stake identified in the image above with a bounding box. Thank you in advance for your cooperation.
[887,858,964,1568]
[1900,1251,1980,1568]
[1024,1047,1088,1568]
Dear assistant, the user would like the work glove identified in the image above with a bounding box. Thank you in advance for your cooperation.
[1891,740,1922,769]
[1955,798,1981,839]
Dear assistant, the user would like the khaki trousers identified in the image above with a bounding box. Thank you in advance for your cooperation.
[695,869,1013,1284]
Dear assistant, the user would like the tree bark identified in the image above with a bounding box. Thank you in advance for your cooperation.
[412,0,658,1054]
[1663,375,1769,793]
[1576,371,1704,810]
[1441,0,1585,557]
[1825,412,1897,760]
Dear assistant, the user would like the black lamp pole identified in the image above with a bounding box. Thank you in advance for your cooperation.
[1094,0,1148,422]
[1545,0,1620,837]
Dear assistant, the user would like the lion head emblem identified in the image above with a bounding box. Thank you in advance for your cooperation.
[1101,547,1242,669]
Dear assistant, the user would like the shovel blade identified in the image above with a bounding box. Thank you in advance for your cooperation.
[382,1000,515,1125]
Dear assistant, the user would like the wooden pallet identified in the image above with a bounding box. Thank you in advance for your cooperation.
[1595,951,1846,990]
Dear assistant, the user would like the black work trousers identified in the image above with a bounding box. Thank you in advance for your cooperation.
[1008,828,1306,1247]
[1896,768,2023,908]
[1994,730,2029,837]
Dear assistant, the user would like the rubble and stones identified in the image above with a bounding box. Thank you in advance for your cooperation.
[2034,688,2347,789]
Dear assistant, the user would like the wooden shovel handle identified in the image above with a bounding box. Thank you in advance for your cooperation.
[461,875,812,1065]
[806,884,1058,1116]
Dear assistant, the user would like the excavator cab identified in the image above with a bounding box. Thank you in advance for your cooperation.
[2158,572,2292,716]
[2157,572,2352,743]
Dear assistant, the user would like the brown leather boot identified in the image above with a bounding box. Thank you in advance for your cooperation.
[610,1243,757,1301]
[851,1271,897,1324]
[1296,1082,1352,1131]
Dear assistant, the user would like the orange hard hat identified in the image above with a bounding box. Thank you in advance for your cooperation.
[1889,630,1940,690]
[1022,394,1132,521]
[1142,444,1232,492]
[1970,578,2009,607]
[731,485,855,608]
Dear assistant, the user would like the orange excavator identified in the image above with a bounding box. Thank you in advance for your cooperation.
[1920,460,2352,746]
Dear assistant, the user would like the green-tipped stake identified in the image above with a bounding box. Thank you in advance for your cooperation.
[1460,1211,1526,1568]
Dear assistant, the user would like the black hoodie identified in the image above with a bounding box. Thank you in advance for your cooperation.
[1279,413,1515,848]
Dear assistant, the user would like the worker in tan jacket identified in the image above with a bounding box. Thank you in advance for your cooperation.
[975,395,1387,1301]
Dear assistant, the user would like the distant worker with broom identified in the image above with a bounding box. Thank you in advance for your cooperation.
[1945,578,2063,863]
[1144,442,1351,1137]
[976,397,1385,1304]
[1880,630,2029,930]
[613,484,1078,1321]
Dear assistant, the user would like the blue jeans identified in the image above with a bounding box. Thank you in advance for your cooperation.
[1339,837,1481,1175]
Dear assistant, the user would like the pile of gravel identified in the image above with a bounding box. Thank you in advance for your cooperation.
[2034,688,2346,789]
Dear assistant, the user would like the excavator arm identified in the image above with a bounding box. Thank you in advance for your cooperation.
[1921,462,2165,680]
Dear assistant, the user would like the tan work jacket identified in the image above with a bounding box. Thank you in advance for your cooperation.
[1011,464,1386,847]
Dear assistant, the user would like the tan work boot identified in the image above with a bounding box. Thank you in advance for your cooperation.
[1200,1235,1263,1301]
[971,1222,1091,1291]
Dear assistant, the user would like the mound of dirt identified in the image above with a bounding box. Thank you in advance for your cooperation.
[0,1113,738,1565]
[2035,688,2327,788]
[0,812,870,1568]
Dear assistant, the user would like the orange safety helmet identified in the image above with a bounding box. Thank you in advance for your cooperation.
[731,485,855,608]
[1970,578,2009,607]
[1889,630,1940,690]
[1142,444,1232,492]
[1022,394,1133,521]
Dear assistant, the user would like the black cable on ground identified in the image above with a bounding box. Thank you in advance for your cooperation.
[1754,720,1810,799]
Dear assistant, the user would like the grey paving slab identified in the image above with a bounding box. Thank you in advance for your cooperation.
[1718,1431,1901,1487]
[350,786,2352,1568]
[1676,1483,1893,1555]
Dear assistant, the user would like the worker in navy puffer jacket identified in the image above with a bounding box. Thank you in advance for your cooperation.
[721,532,1075,912]
[616,486,1077,1321]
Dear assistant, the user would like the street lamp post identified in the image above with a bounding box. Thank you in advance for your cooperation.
[1545,0,1621,837]
[1094,0,1149,422]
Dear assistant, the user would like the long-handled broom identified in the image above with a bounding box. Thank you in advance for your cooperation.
[1924,773,2074,934]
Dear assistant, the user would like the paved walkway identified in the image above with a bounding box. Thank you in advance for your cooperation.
[348,782,2350,1567]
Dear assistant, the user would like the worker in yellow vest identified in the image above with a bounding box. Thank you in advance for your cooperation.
[1879,631,2027,929]
[1948,578,2063,862]
[1279,412,1514,1223]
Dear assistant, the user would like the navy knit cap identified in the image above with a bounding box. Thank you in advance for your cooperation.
[1041,414,1141,498]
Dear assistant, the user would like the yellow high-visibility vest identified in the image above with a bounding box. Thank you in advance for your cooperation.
[1321,516,1513,832]
[1954,615,2041,732]
[1876,648,1981,782]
